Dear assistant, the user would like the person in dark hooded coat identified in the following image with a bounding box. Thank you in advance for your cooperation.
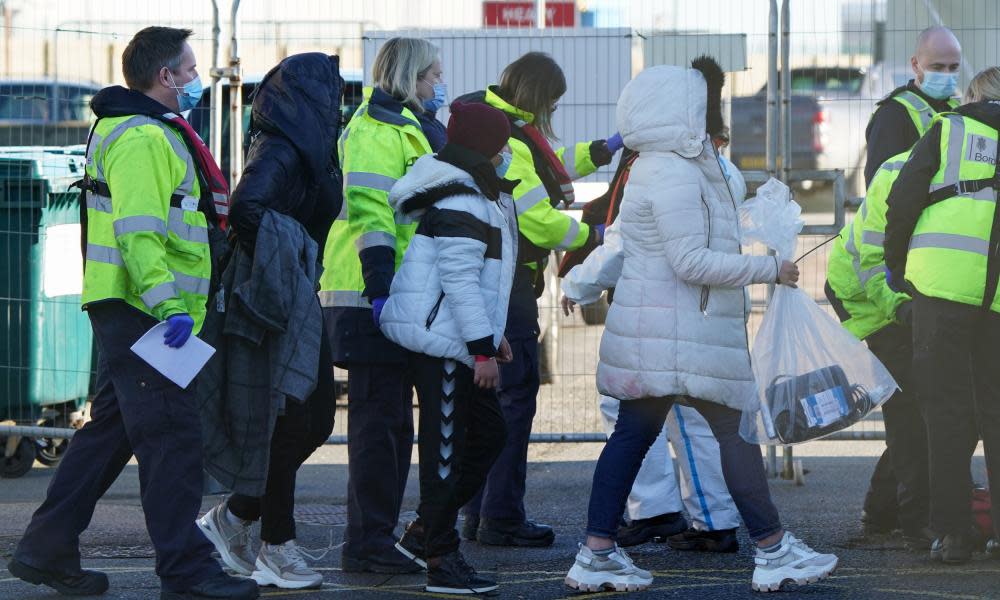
[196,52,343,591]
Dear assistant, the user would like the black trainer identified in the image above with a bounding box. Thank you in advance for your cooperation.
[460,514,480,542]
[861,510,899,536]
[666,527,739,553]
[426,550,498,595]
[395,521,428,569]
[341,547,424,574]
[616,512,688,547]
[930,535,973,564]
[477,518,554,548]
[7,557,110,597]
[160,572,259,600]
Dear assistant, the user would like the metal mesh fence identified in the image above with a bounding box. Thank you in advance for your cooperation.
[1,1,998,467]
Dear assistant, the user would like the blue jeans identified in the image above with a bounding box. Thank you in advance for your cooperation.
[587,396,782,542]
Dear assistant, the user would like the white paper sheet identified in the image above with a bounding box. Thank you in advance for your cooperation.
[130,322,215,389]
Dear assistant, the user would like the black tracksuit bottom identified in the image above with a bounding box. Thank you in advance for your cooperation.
[411,352,506,558]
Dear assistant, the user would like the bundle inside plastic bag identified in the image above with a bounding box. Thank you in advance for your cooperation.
[740,285,898,445]
[738,178,804,260]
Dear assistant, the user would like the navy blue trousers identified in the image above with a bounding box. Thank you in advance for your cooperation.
[14,302,221,592]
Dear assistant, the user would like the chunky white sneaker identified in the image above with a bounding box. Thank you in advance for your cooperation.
[751,532,838,592]
[251,541,324,590]
[196,499,256,576]
[564,543,653,592]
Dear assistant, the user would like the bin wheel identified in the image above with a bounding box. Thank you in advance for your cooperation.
[1,437,36,478]
[35,416,69,467]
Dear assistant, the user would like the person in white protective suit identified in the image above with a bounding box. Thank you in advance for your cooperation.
[560,146,743,552]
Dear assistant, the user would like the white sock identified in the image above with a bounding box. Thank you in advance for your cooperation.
[224,508,247,527]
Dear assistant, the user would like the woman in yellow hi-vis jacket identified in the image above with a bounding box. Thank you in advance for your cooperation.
[456,52,622,547]
[317,37,443,574]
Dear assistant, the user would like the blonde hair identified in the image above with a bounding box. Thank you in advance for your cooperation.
[372,37,439,114]
[965,67,1000,103]
[497,52,567,139]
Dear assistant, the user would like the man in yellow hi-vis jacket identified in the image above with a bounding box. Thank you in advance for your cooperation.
[8,27,257,600]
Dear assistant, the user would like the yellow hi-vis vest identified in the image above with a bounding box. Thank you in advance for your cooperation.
[81,114,212,331]
[826,151,911,339]
[482,87,597,260]
[888,89,960,135]
[906,113,1000,312]
[318,88,431,308]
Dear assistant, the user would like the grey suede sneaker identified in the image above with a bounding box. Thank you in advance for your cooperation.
[251,541,323,590]
[197,499,256,576]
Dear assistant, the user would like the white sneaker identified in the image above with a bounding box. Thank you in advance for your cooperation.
[196,499,256,576]
[565,543,653,592]
[751,531,838,592]
[251,540,324,590]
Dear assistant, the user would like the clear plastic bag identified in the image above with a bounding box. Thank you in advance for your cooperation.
[738,178,804,261]
[740,285,898,445]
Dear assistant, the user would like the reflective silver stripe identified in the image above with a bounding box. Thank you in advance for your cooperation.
[172,271,210,296]
[881,160,906,172]
[113,215,168,238]
[355,230,395,251]
[168,208,209,244]
[85,243,124,266]
[163,112,180,120]
[860,264,888,286]
[944,116,965,186]
[213,193,229,215]
[86,194,112,213]
[345,172,397,192]
[557,219,581,250]
[318,290,370,308]
[927,182,997,202]
[336,201,348,221]
[512,119,528,127]
[845,225,862,280]
[515,185,549,215]
[861,231,885,247]
[909,232,989,255]
[562,145,579,179]
[860,199,868,220]
[141,281,180,309]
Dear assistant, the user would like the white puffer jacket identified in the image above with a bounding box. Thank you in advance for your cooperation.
[597,65,780,409]
[379,155,517,367]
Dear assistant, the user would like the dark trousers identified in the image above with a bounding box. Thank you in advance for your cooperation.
[864,324,929,535]
[228,337,336,544]
[463,331,539,522]
[14,303,221,592]
[824,281,916,529]
[411,353,506,558]
[587,396,782,542]
[343,361,414,558]
[913,294,1000,538]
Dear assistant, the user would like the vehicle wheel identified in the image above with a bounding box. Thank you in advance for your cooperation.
[1,437,36,478]
[35,433,68,467]
[580,296,609,326]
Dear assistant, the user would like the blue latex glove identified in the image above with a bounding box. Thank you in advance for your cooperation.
[606,132,624,153]
[163,314,194,348]
[371,296,388,327]
[594,223,607,244]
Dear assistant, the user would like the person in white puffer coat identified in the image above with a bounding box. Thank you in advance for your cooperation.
[563,57,838,594]
[378,102,519,595]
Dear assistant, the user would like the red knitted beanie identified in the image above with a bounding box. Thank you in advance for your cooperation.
[446,101,511,159]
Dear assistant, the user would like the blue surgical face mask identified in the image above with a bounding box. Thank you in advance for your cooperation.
[423,82,448,112]
[920,70,958,100]
[167,71,204,112]
[495,151,512,178]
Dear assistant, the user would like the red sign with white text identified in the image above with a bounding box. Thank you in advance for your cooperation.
[483,1,576,28]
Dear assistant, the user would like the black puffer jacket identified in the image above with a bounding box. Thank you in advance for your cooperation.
[229,53,344,253]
